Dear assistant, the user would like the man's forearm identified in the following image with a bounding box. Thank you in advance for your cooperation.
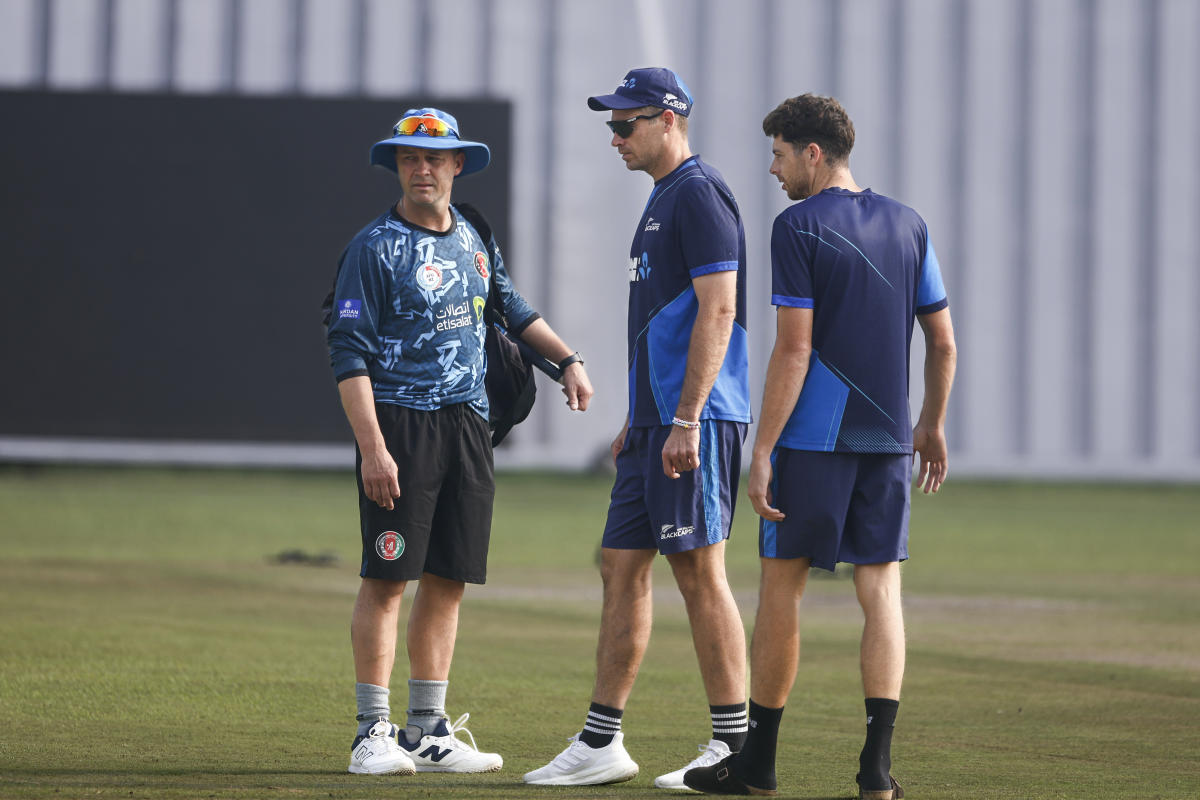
[337,375,386,455]
[917,342,957,428]
[516,317,575,365]
[752,343,810,458]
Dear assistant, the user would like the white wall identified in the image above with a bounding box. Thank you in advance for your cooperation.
[1,0,1197,479]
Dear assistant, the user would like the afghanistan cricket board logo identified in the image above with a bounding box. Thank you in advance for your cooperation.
[375,530,405,561]
[474,251,489,279]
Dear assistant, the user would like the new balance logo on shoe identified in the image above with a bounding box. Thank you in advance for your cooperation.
[420,744,453,763]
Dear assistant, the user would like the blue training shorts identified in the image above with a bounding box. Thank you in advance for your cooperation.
[603,421,747,554]
[760,449,911,571]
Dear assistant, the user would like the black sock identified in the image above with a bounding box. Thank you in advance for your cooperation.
[859,698,899,789]
[710,702,748,751]
[732,699,783,790]
[579,702,623,748]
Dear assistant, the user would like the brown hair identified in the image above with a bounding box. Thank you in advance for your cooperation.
[762,94,855,163]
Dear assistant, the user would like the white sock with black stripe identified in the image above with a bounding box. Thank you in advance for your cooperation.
[578,702,623,748]
[710,702,749,750]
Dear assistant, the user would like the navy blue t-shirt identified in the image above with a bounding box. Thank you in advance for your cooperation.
[626,156,752,427]
[771,188,948,453]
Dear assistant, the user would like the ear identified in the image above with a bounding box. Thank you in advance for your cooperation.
[453,150,466,176]
[661,109,675,131]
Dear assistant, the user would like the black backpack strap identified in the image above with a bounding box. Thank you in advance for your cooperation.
[453,202,506,326]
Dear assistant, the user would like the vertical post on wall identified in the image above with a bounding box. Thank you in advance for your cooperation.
[98,0,115,89]
[885,0,905,198]
[1012,0,1033,456]
[534,0,560,444]
[416,0,431,93]
[223,0,241,92]
[1075,0,1097,459]
[1138,0,1162,459]
[944,0,970,453]
[288,0,305,94]
[826,0,842,99]
[349,0,367,96]
[34,0,52,87]
[163,0,179,91]
[481,0,495,98]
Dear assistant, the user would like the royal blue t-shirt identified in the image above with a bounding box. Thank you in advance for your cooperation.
[771,188,948,453]
[626,156,752,427]
[327,206,537,416]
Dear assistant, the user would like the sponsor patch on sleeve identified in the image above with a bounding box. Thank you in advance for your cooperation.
[339,299,362,319]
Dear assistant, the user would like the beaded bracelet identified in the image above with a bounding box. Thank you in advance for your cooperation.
[671,416,701,430]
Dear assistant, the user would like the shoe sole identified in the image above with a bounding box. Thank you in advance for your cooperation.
[348,764,417,776]
[414,762,504,774]
[525,766,639,786]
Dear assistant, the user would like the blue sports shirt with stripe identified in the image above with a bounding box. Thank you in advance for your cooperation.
[771,187,948,453]
[327,206,538,417]
[625,156,752,428]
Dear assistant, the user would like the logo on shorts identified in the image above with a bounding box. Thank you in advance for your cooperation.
[415,263,443,290]
[474,251,489,279]
[375,531,405,561]
[659,524,694,540]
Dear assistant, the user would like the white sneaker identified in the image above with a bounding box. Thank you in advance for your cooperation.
[400,712,503,773]
[348,720,416,775]
[523,732,639,786]
[654,739,732,790]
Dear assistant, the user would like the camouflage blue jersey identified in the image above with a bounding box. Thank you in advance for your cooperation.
[327,205,538,416]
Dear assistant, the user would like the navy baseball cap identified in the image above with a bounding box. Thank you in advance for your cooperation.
[369,107,491,176]
[587,67,693,117]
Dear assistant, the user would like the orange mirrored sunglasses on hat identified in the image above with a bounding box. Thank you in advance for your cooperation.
[393,114,454,138]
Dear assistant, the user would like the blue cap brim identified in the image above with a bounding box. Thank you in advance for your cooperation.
[369,138,491,177]
[587,93,647,111]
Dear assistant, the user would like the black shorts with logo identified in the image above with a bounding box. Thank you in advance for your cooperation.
[357,402,495,584]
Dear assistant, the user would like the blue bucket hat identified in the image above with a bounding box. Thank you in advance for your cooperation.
[587,67,693,117]
[369,107,491,177]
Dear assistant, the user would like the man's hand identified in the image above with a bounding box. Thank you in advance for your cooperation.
[561,362,594,411]
[661,425,700,479]
[912,423,948,494]
[610,421,630,465]
[747,450,785,521]
[360,447,401,510]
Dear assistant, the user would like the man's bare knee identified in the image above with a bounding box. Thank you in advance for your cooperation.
[666,543,729,597]
[853,562,902,613]
[600,548,655,594]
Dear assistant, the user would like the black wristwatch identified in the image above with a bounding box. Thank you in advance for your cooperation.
[558,352,584,371]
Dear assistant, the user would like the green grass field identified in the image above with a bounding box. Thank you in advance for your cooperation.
[1,466,1197,799]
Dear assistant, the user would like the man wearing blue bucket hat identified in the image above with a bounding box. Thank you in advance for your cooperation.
[525,68,752,790]
[327,107,593,777]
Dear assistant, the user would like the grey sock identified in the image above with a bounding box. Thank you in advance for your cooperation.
[406,679,448,741]
[355,682,390,738]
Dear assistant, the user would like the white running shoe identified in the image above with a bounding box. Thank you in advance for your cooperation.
[348,719,417,775]
[523,732,640,786]
[654,738,733,790]
[399,712,503,773]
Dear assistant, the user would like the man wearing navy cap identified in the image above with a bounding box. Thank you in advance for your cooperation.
[327,107,593,777]
[525,68,752,789]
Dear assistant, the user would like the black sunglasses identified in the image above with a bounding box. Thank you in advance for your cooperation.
[606,109,665,138]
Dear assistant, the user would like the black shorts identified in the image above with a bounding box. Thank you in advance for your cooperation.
[357,402,494,584]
